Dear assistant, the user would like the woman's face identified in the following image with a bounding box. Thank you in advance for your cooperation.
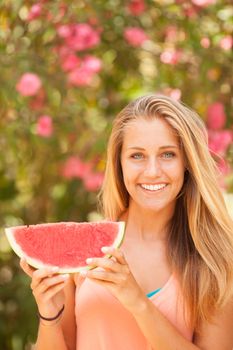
[120,117,185,215]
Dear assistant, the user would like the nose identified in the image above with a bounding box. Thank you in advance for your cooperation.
[144,157,162,177]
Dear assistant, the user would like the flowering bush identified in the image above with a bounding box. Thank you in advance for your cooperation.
[0,0,232,348]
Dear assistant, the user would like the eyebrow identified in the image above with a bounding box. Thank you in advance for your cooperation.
[127,145,179,150]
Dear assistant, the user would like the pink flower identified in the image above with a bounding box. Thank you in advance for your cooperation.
[83,172,104,192]
[65,23,100,51]
[160,49,182,65]
[208,130,232,156]
[68,67,94,86]
[55,45,73,59]
[200,37,210,48]
[57,25,73,39]
[124,27,148,47]
[16,73,42,96]
[217,158,230,176]
[183,5,199,18]
[61,157,92,179]
[61,54,81,72]
[207,102,226,130]
[36,115,53,137]
[164,88,182,101]
[27,4,42,21]
[191,0,216,6]
[219,35,233,51]
[128,0,146,16]
[67,56,102,86]
[82,55,102,73]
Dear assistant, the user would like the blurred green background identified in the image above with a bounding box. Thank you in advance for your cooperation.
[0,0,232,348]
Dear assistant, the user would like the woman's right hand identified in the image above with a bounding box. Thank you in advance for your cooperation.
[20,258,70,319]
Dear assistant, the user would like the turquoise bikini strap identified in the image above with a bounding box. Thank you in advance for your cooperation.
[146,287,162,298]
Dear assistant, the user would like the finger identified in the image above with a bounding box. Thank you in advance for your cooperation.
[81,269,126,284]
[101,247,127,265]
[86,277,114,289]
[39,280,68,302]
[34,274,69,295]
[20,258,35,277]
[86,257,121,272]
[31,267,60,290]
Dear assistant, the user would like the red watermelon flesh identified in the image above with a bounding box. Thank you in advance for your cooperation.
[5,221,125,273]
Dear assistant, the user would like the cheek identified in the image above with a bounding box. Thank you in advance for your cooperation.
[121,161,140,189]
[173,166,185,186]
[163,160,185,182]
[122,159,140,177]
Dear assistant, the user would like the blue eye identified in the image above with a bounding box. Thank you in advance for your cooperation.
[131,153,144,159]
[162,152,175,159]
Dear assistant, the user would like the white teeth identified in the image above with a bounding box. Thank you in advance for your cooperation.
[141,183,166,191]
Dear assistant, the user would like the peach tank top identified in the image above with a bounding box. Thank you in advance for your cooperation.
[75,274,194,349]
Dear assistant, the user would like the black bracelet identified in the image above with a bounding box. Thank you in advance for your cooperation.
[38,304,65,321]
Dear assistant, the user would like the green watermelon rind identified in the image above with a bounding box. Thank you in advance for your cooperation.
[5,221,125,274]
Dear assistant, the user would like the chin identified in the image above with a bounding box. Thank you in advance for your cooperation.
[136,197,177,214]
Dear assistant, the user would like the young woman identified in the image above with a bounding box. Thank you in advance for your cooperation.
[21,94,233,350]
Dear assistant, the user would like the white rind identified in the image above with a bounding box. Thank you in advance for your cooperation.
[5,221,126,274]
[112,221,125,248]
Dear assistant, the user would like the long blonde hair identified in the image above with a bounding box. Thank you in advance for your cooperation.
[98,94,233,329]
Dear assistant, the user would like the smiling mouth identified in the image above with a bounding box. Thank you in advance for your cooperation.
[140,184,168,192]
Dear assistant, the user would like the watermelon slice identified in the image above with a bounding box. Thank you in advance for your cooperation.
[5,221,125,273]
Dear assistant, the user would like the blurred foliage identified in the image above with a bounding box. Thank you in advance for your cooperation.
[0,0,233,349]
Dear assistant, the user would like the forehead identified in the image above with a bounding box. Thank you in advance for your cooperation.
[122,117,179,149]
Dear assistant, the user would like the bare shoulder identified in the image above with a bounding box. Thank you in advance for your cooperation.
[61,274,77,350]
[193,298,233,350]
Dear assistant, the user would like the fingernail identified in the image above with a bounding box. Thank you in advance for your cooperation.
[61,274,69,279]
[86,258,92,264]
[80,270,87,276]
[101,247,108,253]
[52,266,59,272]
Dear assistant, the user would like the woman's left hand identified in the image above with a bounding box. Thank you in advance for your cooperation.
[80,246,146,313]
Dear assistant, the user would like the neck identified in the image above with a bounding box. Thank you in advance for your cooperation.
[121,201,175,242]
